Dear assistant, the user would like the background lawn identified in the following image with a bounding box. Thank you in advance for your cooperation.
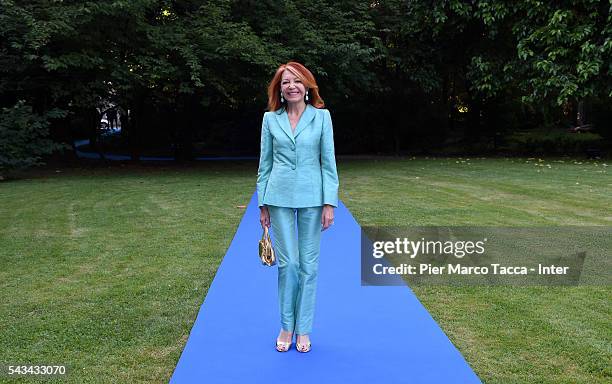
[0,157,610,383]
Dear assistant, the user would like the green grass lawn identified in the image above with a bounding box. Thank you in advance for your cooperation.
[0,157,610,383]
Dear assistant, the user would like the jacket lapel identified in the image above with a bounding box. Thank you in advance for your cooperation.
[273,104,316,144]
[294,104,315,140]
[274,110,295,144]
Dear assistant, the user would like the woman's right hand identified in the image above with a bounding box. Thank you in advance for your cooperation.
[260,206,270,228]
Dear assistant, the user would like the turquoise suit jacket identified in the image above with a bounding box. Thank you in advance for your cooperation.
[257,104,339,208]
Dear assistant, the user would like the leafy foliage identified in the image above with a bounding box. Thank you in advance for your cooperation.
[0,101,67,176]
[0,0,610,165]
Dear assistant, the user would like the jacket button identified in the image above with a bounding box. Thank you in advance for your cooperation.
[291,145,295,150]
[291,165,296,170]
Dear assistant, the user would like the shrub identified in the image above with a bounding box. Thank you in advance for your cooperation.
[503,128,604,155]
[0,101,67,178]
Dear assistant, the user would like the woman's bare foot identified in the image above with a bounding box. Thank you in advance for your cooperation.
[296,334,311,352]
[276,329,293,352]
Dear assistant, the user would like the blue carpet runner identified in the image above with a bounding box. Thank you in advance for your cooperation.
[170,192,481,383]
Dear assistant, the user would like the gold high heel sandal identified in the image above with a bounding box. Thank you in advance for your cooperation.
[296,336,311,353]
[276,332,293,352]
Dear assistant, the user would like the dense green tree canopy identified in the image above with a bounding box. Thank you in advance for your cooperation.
[0,0,610,171]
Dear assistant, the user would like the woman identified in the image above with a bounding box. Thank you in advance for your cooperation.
[257,61,340,353]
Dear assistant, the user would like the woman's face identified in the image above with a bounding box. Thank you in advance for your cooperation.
[280,69,307,104]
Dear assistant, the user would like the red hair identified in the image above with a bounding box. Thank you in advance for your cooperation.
[267,61,325,112]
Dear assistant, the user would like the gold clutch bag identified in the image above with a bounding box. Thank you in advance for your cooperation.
[258,226,276,266]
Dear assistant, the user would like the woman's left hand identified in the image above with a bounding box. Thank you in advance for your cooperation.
[321,204,335,231]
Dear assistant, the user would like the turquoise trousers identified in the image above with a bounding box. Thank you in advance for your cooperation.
[267,205,323,335]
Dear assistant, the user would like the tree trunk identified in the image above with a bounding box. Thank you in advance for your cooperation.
[577,99,585,126]
[129,97,144,162]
